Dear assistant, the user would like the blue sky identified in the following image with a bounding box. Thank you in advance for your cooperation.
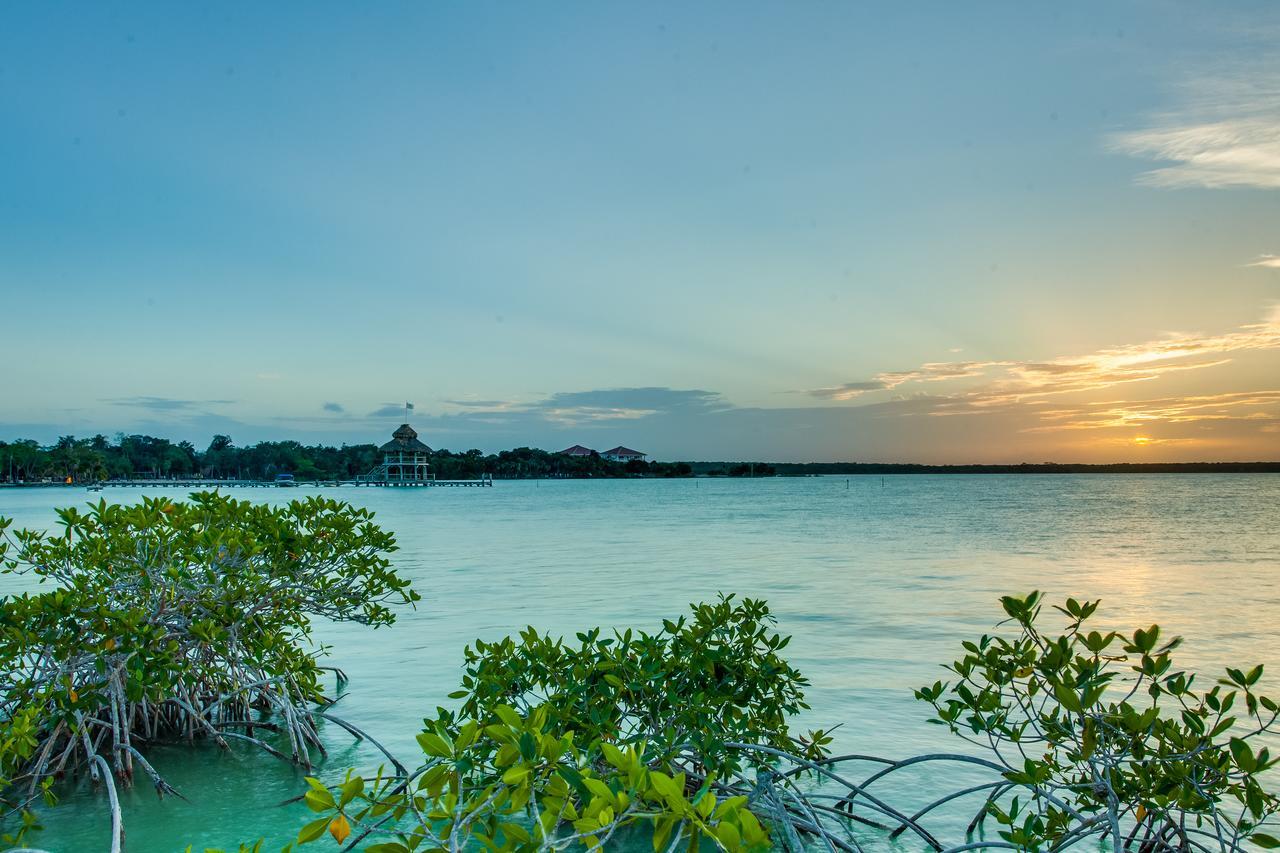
[3,2,1280,461]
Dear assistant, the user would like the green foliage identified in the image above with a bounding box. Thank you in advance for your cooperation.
[0,433,379,483]
[0,493,415,845]
[267,593,1280,852]
[916,591,1280,851]
[0,435,696,484]
[445,595,820,776]
[726,464,777,478]
[442,447,691,480]
[287,598,821,853]
[296,704,772,853]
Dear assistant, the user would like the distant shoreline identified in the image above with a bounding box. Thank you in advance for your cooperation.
[2,460,1279,489]
[689,461,1280,475]
[5,433,1280,484]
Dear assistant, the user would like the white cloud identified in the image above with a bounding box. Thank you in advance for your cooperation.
[1246,254,1280,268]
[1113,74,1280,189]
[1116,120,1280,189]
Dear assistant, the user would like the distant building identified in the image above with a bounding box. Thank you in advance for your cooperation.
[363,423,433,482]
[600,446,647,462]
[558,445,597,457]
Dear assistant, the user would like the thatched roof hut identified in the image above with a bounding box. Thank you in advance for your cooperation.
[379,424,432,455]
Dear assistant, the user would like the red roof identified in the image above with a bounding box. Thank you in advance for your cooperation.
[558,445,596,456]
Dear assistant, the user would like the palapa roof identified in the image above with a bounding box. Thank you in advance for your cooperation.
[379,423,433,454]
[558,444,597,456]
[601,446,645,457]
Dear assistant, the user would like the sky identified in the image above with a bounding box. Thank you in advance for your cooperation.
[2,1,1280,463]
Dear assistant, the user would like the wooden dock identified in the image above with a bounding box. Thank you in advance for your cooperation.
[96,479,277,488]
[351,473,493,487]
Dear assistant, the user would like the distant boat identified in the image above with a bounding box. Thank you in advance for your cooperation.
[275,473,298,487]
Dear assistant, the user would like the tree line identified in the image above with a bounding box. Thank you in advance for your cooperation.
[7,434,1271,484]
[0,434,696,483]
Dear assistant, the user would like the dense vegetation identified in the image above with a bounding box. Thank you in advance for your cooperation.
[915,592,1280,850]
[290,597,821,853]
[286,594,1280,853]
[0,494,417,851]
[0,436,694,483]
[4,434,1276,486]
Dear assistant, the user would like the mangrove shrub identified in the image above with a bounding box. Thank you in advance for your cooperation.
[914,591,1280,850]
[0,492,417,849]
[291,596,830,853]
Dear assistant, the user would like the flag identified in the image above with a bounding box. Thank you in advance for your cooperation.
[406,402,414,411]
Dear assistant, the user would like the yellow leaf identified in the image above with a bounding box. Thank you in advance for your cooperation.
[1136,805,1147,822]
[70,688,78,703]
[104,638,116,651]
[502,765,530,785]
[329,814,351,844]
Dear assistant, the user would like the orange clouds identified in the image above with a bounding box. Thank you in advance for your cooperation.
[807,306,1280,447]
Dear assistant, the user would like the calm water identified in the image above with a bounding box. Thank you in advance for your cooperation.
[2,475,1278,851]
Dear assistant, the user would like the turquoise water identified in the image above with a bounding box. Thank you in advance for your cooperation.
[1,475,1278,851]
